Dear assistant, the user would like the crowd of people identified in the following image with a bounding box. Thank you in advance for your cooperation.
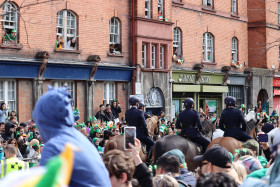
[0,87,280,187]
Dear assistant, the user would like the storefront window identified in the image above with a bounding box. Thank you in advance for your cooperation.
[227,85,244,108]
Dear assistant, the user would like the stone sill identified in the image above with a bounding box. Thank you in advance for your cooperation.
[172,1,184,6]
[202,6,216,13]
[202,61,217,65]
[231,13,240,18]
[107,53,124,57]
[54,49,81,54]
[0,43,23,50]
[141,68,169,73]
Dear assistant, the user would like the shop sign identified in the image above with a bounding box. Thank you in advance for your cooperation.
[274,89,280,95]
[173,72,224,85]
[273,79,280,87]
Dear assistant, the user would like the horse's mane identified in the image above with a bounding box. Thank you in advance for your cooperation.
[246,119,257,135]
[201,119,214,139]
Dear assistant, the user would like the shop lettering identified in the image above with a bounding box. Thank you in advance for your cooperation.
[178,74,195,82]
[200,76,211,83]
[178,74,211,83]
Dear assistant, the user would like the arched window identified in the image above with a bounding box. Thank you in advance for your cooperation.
[203,33,214,62]
[2,2,18,43]
[56,10,77,50]
[173,27,182,57]
[232,37,238,62]
[109,17,120,44]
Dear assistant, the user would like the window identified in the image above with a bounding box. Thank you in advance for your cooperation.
[202,0,213,7]
[158,0,164,19]
[145,0,151,18]
[0,80,16,112]
[142,44,147,68]
[203,32,214,62]
[2,2,18,44]
[56,10,77,50]
[52,81,75,106]
[151,45,156,68]
[231,0,237,14]
[232,37,238,62]
[173,28,182,56]
[227,86,244,108]
[103,83,115,105]
[278,3,280,25]
[109,17,120,44]
[160,46,164,69]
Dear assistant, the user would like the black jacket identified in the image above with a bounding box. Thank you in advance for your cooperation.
[125,107,148,136]
[219,107,247,131]
[104,110,114,121]
[176,108,202,130]
[133,163,153,187]
[1,122,15,141]
[95,111,107,122]
[111,106,121,118]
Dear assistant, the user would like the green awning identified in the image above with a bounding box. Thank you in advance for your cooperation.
[202,85,228,93]
[173,84,201,92]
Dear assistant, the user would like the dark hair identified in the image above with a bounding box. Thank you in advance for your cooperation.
[0,122,5,126]
[157,155,180,174]
[103,149,135,184]
[106,104,110,107]
[0,103,6,110]
[8,138,18,149]
[9,116,16,121]
[99,104,104,108]
[196,173,238,187]
[70,37,76,48]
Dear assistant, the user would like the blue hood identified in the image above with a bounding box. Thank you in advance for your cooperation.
[33,86,74,143]
[32,86,111,187]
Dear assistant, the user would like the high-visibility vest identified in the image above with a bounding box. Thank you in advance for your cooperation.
[0,157,28,178]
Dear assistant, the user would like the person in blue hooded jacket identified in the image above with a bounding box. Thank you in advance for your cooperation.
[32,86,111,187]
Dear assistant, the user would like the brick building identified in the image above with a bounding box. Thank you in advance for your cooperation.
[0,0,133,122]
[170,0,249,117]
[247,0,280,113]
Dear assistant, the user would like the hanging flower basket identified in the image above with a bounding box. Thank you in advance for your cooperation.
[231,60,242,69]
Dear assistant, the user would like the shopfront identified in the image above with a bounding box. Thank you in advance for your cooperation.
[227,75,247,109]
[273,78,280,113]
[172,71,228,118]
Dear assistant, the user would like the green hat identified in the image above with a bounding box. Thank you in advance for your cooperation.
[92,137,99,144]
[95,128,101,134]
[112,99,118,102]
[11,29,16,33]
[163,149,185,165]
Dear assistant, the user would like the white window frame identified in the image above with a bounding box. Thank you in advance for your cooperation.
[158,0,164,16]
[203,32,214,62]
[52,81,75,106]
[232,37,238,62]
[142,44,147,68]
[103,82,115,105]
[145,0,151,18]
[2,2,18,43]
[203,0,213,6]
[151,45,156,69]
[0,80,16,112]
[278,3,280,25]
[231,0,237,14]
[109,17,120,44]
[173,27,182,56]
[56,10,77,50]
[160,46,164,69]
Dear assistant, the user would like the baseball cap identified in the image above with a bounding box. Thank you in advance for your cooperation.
[193,146,232,168]
[11,29,16,33]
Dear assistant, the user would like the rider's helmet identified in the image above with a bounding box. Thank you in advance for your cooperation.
[129,96,140,106]
[184,98,194,108]
[138,102,145,109]
[225,96,236,106]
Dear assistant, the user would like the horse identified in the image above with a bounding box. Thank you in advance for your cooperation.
[104,135,148,162]
[207,137,242,154]
[146,116,159,139]
[244,110,259,140]
[200,119,215,141]
[151,135,199,171]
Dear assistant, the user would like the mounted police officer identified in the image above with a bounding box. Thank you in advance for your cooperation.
[125,97,154,158]
[138,102,151,119]
[219,96,253,142]
[176,98,210,153]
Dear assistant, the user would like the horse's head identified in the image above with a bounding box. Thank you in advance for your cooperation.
[245,110,257,123]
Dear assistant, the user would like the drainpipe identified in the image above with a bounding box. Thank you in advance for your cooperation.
[131,0,136,95]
